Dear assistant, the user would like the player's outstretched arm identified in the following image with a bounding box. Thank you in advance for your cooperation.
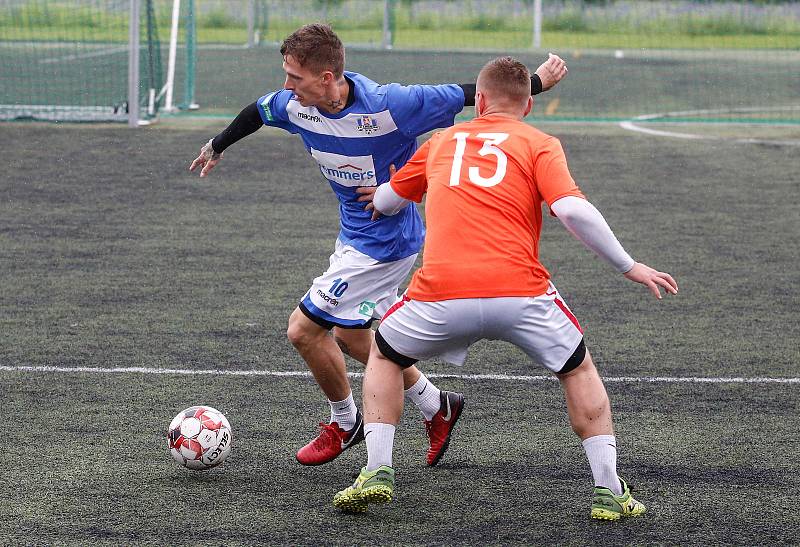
[188,101,263,177]
[535,53,568,92]
[458,53,567,107]
[550,196,678,299]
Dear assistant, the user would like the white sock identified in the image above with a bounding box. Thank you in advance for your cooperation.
[404,372,441,421]
[365,423,395,471]
[329,393,358,431]
[582,435,622,495]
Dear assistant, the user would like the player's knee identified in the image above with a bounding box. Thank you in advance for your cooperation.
[579,390,610,418]
[285,320,306,348]
[286,312,324,349]
[570,394,611,437]
[568,383,611,437]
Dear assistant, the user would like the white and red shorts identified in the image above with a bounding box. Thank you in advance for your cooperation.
[377,282,584,373]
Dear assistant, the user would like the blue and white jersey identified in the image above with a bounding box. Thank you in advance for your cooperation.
[256,71,464,262]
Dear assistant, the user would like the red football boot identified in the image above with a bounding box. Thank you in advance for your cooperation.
[424,391,465,466]
[296,411,364,466]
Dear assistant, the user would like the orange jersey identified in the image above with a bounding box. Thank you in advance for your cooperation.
[390,114,584,301]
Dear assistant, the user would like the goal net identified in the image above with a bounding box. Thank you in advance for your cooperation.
[0,0,175,123]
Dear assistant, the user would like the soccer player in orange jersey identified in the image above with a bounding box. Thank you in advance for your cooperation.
[333,56,678,520]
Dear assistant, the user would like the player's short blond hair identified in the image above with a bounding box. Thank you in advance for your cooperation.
[477,56,531,106]
[280,23,345,78]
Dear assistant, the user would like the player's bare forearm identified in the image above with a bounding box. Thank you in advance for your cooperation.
[623,262,679,300]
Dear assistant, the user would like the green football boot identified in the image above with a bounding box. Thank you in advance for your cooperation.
[333,466,395,513]
[590,477,646,521]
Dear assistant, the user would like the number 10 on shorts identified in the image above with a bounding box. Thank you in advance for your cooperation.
[329,278,349,298]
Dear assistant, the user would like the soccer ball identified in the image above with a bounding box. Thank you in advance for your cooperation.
[167,405,232,470]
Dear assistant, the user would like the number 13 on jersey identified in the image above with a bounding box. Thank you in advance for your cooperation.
[449,132,510,188]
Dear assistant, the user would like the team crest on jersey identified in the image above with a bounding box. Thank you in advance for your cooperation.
[356,115,380,134]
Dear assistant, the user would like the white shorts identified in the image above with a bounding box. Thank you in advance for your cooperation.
[377,283,584,373]
[300,239,418,329]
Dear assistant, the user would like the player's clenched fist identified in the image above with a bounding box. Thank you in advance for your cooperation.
[189,139,223,177]
[535,53,568,92]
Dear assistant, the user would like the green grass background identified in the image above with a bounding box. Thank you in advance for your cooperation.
[4,24,798,49]
[1,121,799,544]
[3,1,800,49]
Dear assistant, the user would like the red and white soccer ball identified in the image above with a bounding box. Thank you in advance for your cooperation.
[168,405,232,470]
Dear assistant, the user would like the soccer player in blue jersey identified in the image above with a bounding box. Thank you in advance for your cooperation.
[189,23,567,467]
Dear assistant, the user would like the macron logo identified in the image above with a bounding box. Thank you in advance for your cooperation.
[297,111,321,123]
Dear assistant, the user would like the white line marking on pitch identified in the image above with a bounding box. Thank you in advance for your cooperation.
[0,365,797,385]
[619,121,706,140]
[39,46,128,64]
[620,108,800,146]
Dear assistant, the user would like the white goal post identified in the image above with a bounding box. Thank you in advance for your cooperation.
[159,0,198,113]
[160,0,181,112]
[532,0,542,49]
[128,0,141,127]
